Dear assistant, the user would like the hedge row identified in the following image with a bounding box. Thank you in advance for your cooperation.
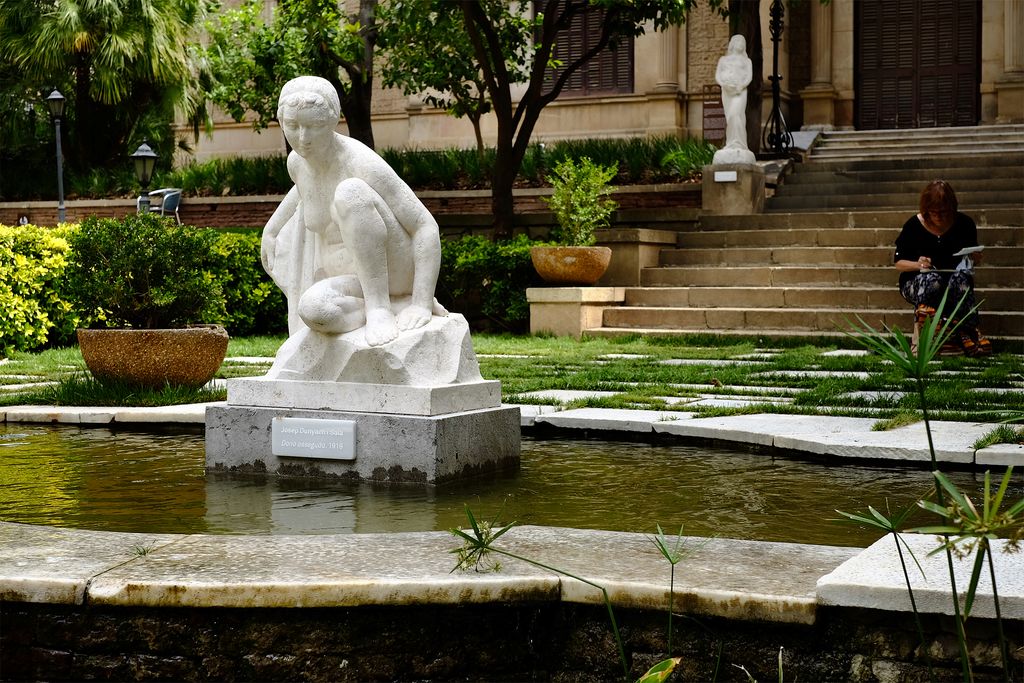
[0,223,287,357]
[0,223,537,356]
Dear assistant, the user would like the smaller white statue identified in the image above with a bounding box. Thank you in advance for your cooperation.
[713,35,756,165]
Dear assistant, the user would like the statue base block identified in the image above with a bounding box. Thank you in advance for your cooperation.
[701,163,765,215]
[227,377,501,417]
[205,404,521,485]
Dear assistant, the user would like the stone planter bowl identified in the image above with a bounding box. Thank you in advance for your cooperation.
[77,325,229,389]
[529,246,612,286]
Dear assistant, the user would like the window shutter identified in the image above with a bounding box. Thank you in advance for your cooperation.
[856,0,978,129]
[541,0,633,97]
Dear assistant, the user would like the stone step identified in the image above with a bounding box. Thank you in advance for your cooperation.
[813,124,1024,144]
[781,166,1024,187]
[795,152,1024,174]
[640,265,1024,288]
[587,326,1024,342]
[768,190,1022,211]
[658,245,1024,268]
[677,226,1023,249]
[601,306,1024,337]
[774,177,1024,198]
[809,145,1024,161]
[696,209,1024,231]
[622,286,1024,311]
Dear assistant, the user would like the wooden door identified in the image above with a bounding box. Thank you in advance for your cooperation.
[856,0,979,129]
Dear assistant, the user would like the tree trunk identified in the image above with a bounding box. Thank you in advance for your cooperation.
[730,0,762,156]
[490,145,517,240]
[340,89,375,149]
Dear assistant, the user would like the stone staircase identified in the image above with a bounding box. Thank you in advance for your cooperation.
[589,127,1024,341]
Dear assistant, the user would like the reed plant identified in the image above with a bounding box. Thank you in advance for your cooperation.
[842,290,1024,681]
[450,506,630,679]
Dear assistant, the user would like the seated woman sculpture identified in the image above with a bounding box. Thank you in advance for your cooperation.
[893,180,991,356]
[261,75,446,348]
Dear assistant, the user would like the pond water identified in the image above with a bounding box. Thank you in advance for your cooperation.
[0,423,996,547]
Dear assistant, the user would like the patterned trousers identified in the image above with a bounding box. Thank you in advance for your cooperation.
[899,270,978,328]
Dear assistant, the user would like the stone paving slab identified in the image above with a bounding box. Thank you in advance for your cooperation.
[0,381,57,392]
[976,442,1024,467]
[518,390,621,404]
[653,413,861,448]
[3,406,116,424]
[86,530,557,609]
[653,414,990,464]
[778,420,993,465]
[499,526,857,624]
[751,370,873,380]
[513,403,563,427]
[112,403,220,423]
[0,521,855,624]
[0,523,181,604]
[817,534,1024,619]
[534,407,688,432]
[658,358,763,367]
[223,356,275,364]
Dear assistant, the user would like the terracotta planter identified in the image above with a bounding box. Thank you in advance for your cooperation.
[77,325,229,389]
[530,246,612,286]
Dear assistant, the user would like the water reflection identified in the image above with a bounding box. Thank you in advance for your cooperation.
[0,423,1005,547]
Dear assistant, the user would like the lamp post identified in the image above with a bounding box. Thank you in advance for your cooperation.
[761,0,793,159]
[45,90,66,224]
[130,142,158,213]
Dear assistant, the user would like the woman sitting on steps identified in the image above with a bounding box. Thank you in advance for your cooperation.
[893,180,992,357]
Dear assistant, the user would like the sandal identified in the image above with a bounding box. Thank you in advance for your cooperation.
[959,332,981,357]
[914,304,937,324]
[972,329,993,356]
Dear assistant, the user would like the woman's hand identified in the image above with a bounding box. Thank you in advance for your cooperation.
[917,256,932,271]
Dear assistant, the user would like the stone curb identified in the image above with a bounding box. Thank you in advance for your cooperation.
[2,403,1021,466]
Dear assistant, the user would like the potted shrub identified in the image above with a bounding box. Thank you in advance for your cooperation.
[65,212,229,388]
[530,156,618,286]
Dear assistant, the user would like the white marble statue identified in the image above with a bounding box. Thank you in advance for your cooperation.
[259,76,481,385]
[713,35,756,165]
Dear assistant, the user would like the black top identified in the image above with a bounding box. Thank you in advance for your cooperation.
[893,212,978,287]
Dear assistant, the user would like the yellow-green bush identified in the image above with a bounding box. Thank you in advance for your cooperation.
[212,231,287,336]
[0,224,78,357]
[0,222,287,357]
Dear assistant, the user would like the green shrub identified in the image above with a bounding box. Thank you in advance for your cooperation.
[438,234,539,333]
[212,231,287,336]
[660,138,717,180]
[544,157,618,246]
[64,213,226,329]
[0,224,78,356]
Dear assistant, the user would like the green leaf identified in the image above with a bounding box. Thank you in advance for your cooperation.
[962,542,988,618]
[636,657,681,683]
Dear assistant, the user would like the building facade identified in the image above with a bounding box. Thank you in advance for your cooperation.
[185,0,1024,162]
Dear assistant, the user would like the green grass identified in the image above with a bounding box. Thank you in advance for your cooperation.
[0,334,1020,422]
[9,375,226,408]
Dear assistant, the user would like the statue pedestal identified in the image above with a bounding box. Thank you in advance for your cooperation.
[206,380,519,485]
[701,163,765,215]
[205,315,521,485]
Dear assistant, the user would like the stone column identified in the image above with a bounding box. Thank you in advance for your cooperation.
[995,0,1024,122]
[653,26,681,92]
[799,0,837,129]
[1006,0,1024,73]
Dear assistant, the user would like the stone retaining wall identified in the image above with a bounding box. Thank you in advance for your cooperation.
[0,184,700,231]
[1,602,1016,681]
